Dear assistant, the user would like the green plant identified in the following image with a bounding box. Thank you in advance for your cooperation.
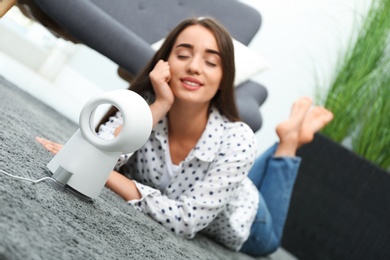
[317,0,390,171]
[352,63,390,169]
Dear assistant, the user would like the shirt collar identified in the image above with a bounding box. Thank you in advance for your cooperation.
[191,107,227,162]
[152,107,227,163]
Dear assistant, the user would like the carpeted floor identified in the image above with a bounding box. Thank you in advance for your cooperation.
[0,76,295,260]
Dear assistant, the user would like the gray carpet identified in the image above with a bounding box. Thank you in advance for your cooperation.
[0,76,295,260]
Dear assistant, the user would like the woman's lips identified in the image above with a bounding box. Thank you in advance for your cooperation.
[181,77,203,90]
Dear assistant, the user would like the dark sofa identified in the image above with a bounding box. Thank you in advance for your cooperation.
[15,0,268,133]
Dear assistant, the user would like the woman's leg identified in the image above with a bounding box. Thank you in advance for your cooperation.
[241,151,300,256]
[246,143,278,188]
[241,98,334,256]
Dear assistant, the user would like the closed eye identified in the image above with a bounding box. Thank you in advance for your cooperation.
[206,61,217,67]
[177,55,189,59]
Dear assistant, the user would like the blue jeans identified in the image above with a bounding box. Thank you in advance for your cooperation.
[240,144,301,256]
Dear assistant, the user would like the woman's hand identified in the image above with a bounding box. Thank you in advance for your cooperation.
[149,60,174,126]
[149,60,174,107]
[35,137,63,155]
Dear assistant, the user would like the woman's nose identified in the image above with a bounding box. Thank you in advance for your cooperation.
[186,57,201,74]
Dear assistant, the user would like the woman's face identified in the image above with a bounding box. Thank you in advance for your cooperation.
[167,25,223,106]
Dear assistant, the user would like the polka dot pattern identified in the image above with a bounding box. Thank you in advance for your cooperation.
[99,107,258,251]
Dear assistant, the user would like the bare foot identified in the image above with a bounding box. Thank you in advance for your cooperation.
[275,97,313,156]
[298,106,333,146]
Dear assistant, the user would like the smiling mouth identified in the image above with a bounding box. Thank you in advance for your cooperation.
[182,80,202,90]
[183,80,200,87]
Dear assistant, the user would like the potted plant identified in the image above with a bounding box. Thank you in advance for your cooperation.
[316,0,390,171]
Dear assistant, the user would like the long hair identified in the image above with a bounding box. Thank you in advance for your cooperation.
[98,17,239,129]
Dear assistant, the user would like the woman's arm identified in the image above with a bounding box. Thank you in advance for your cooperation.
[126,122,258,240]
[105,171,141,200]
[114,59,173,135]
[37,60,174,202]
[149,60,174,127]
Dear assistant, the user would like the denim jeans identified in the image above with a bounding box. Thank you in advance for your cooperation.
[240,144,301,256]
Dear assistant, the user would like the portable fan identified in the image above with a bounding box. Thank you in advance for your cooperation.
[47,89,152,200]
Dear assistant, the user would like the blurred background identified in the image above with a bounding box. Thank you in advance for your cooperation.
[0,0,372,154]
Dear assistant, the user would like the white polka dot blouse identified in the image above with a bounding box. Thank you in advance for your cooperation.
[98,106,259,251]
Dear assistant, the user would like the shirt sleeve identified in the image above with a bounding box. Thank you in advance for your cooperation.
[127,122,258,243]
[97,111,133,170]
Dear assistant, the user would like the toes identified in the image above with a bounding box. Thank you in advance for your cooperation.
[290,96,313,119]
[312,106,334,123]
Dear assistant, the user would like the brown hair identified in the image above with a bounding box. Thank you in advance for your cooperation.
[98,17,239,129]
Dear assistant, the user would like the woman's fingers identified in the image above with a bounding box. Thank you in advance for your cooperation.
[149,60,174,105]
[35,137,63,155]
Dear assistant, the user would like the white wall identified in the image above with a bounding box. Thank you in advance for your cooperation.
[241,0,372,153]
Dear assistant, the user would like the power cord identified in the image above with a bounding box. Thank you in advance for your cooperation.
[0,168,93,202]
[0,169,55,184]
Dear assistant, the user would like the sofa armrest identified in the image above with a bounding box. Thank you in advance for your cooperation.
[235,80,268,132]
[31,0,154,75]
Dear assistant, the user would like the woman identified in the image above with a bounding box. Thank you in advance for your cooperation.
[37,17,333,256]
